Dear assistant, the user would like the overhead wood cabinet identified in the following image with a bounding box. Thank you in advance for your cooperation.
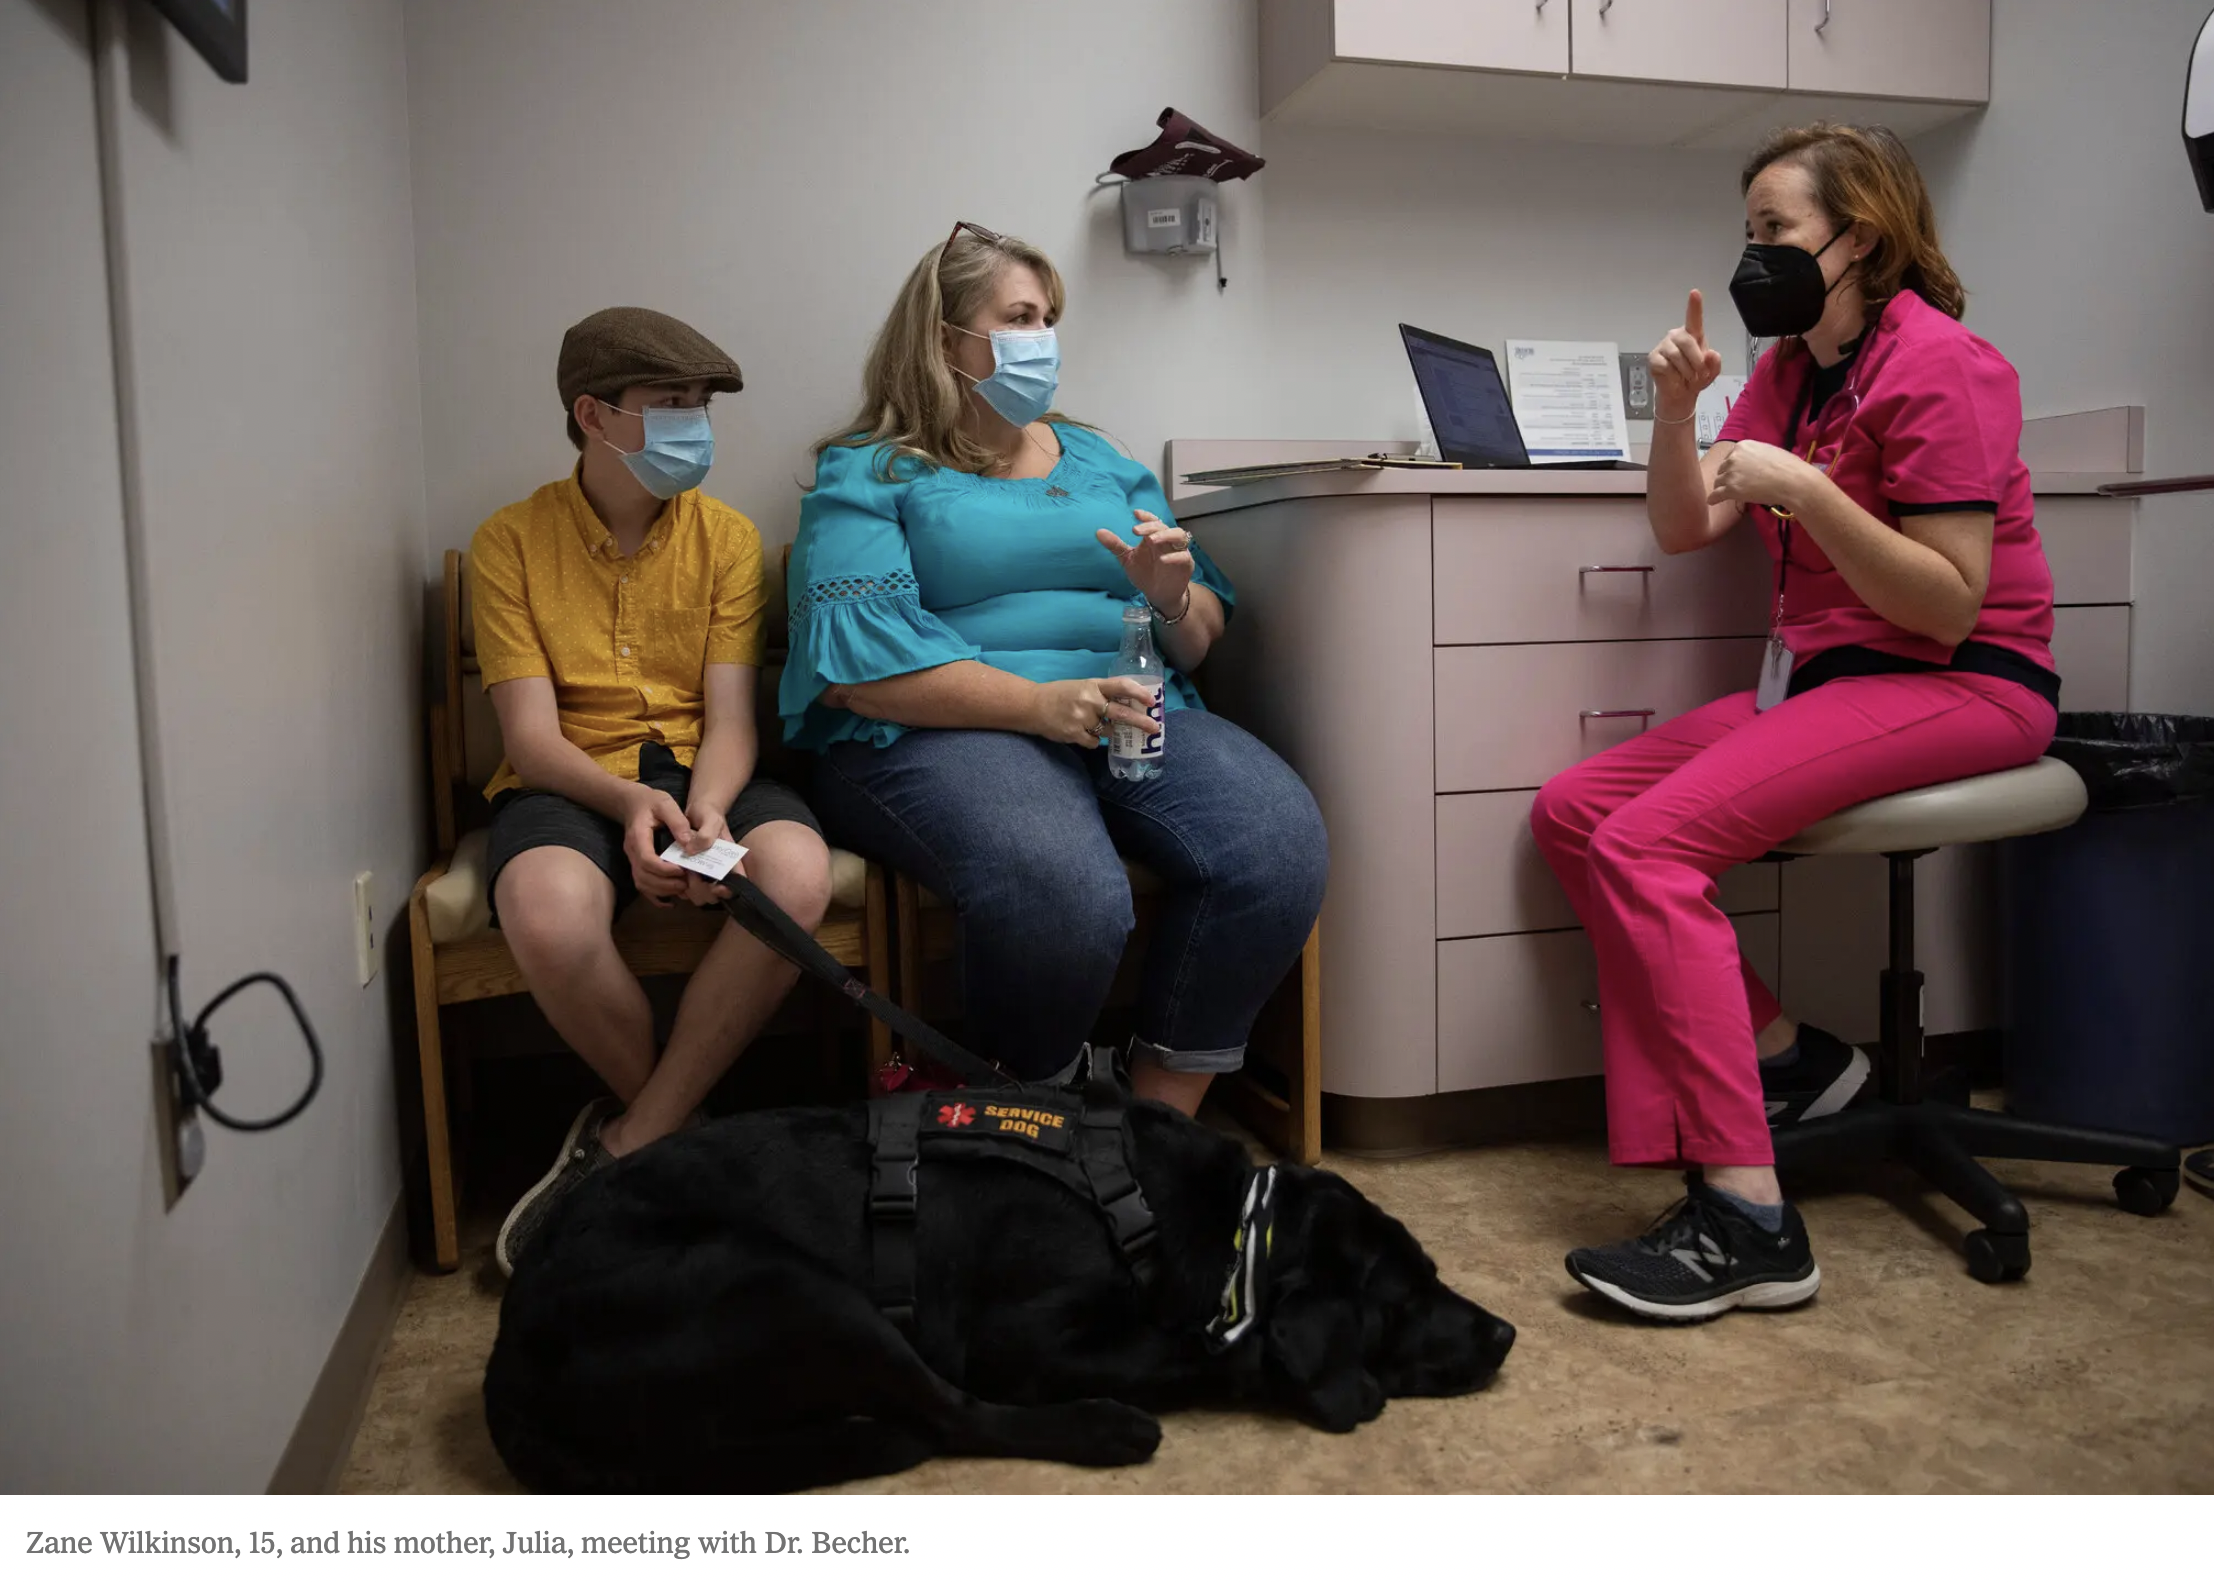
[1570,0,1786,91]
[1259,0,1992,145]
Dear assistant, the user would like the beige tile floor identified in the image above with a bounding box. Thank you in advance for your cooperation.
[343,1125,2214,1495]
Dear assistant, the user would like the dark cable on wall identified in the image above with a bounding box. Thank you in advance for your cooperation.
[164,955,323,1133]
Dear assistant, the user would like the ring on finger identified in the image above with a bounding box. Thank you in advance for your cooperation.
[1094,710,1111,736]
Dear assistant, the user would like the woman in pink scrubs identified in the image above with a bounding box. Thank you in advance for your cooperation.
[1535,123,2061,1322]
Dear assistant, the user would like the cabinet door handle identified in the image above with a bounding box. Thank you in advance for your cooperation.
[1581,708,1657,722]
[1599,0,1614,14]
[1816,0,1833,37]
[1578,563,1654,579]
[1535,0,1547,12]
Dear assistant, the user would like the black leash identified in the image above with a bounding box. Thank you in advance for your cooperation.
[718,875,1027,1091]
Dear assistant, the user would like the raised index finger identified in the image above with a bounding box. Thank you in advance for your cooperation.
[1686,288,1706,348]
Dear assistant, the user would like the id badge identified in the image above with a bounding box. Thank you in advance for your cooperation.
[1755,635,1795,713]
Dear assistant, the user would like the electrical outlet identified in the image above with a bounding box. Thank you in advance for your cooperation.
[152,1037,201,1207]
[354,871,380,987]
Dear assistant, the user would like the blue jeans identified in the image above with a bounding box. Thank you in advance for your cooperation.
[813,711,1327,1080]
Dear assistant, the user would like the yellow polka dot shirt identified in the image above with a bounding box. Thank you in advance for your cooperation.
[469,470,767,799]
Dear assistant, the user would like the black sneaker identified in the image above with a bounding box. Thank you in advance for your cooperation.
[1762,1024,1870,1128]
[495,1097,616,1278]
[1566,1180,1821,1322]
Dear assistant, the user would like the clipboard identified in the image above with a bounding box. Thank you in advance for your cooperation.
[1180,454,1464,487]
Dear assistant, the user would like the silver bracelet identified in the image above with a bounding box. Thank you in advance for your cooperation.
[1154,589,1194,625]
[1652,409,1698,426]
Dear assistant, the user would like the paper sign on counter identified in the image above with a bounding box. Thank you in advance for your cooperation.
[1504,340,1631,464]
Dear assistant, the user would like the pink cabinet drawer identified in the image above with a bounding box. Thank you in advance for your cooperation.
[1437,914,1780,1092]
[1435,638,1766,793]
[1436,789,1779,939]
[1433,500,1770,645]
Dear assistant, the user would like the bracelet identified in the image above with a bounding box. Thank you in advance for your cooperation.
[1653,408,1698,425]
[1154,589,1194,626]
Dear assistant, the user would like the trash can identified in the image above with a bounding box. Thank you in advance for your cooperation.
[2003,714,2214,1146]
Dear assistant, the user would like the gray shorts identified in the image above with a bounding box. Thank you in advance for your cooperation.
[485,741,819,925]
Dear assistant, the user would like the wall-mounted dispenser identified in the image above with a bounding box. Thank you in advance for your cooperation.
[1119,174,1218,256]
[1097,108,1263,291]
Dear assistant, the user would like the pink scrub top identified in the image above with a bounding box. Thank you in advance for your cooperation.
[1716,288,2056,674]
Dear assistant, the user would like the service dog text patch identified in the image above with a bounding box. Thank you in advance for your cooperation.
[918,1093,1079,1156]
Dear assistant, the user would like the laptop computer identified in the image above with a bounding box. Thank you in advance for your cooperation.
[1401,322,1643,471]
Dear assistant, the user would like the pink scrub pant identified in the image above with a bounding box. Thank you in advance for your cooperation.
[1530,673,2056,1170]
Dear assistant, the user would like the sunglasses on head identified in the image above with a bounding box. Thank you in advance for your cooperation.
[941,219,1004,259]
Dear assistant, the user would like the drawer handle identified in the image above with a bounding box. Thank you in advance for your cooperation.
[1579,999,1601,1013]
[1599,0,1613,15]
[1578,563,1654,580]
[1815,0,1833,36]
[1581,708,1656,721]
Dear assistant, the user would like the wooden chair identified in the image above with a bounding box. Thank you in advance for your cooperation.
[405,548,892,1271]
[892,878,1322,1165]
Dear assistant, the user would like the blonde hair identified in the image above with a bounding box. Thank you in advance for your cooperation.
[1742,122,1967,320]
[817,229,1074,478]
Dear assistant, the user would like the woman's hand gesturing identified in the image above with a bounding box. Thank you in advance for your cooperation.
[1650,288,1725,423]
[1706,438,1823,516]
[1096,510,1195,619]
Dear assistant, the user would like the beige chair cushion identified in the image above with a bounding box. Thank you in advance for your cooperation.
[917,859,1162,911]
[424,828,495,943]
[424,828,870,946]
[1778,757,2087,858]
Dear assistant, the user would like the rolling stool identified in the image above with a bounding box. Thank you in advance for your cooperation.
[1768,758,2181,1283]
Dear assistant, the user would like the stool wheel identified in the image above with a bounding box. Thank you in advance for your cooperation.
[1964,1230,2030,1284]
[2113,1167,2179,1217]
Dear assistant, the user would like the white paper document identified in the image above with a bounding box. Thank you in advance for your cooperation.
[1504,340,1631,463]
[1696,375,1749,452]
[662,838,748,882]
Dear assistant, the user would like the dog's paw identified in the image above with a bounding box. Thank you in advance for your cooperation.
[1045,1399,1163,1467]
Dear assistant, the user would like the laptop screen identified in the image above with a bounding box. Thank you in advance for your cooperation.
[1400,324,1528,469]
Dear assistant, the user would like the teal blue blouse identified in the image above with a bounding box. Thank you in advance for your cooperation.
[780,423,1236,750]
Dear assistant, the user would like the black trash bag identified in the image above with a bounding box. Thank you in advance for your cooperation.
[2046,713,2214,811]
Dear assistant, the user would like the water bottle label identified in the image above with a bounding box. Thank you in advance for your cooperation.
[1112,682,1165,761]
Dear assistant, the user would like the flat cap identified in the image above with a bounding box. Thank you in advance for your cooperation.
[558,306,743,411]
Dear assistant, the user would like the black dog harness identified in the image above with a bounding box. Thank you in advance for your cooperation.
[863,1049,1160,1333]
[709,878,1162,1336]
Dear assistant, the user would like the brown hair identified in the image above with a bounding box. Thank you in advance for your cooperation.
[817,228,1076,478]
[1741,122,1966,320]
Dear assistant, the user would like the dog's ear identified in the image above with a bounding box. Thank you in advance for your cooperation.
[1264,1288,1385,1433]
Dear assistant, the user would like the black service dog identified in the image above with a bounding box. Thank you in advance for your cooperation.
[484,1090,1516,1493]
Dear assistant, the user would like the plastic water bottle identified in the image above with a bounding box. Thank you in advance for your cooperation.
[1109,599,1166,781]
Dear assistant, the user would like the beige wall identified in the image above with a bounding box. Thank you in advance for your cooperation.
[0,0,167,1490]
[1919,0,2214,715]
[0,0,426,1491]
[402,0,1748,560]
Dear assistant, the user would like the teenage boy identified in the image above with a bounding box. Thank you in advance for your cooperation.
[472,307,832,1276]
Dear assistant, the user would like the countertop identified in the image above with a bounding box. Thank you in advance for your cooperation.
[1177,467,2138,520]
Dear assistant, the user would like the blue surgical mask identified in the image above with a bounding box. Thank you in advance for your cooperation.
[601,402,714,498]
[949,324,1060,427]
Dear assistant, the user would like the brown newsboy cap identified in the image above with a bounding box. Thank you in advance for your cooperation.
[557,306,744,412]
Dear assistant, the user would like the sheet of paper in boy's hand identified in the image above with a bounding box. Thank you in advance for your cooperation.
[1505,339,1631,463]
[663,839,748,881]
